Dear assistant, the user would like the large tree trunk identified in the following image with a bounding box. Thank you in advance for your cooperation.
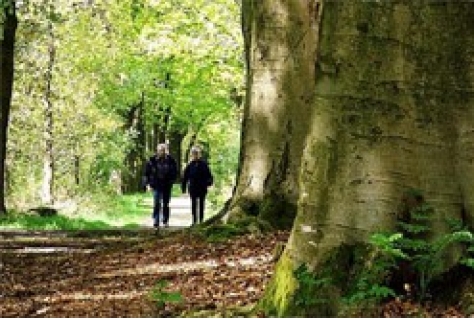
[41,19,56,206]
[234,1,474,317]
[0,1,17,214]
[226,0,320,228]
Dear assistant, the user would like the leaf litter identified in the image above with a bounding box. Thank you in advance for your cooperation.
[0,230,288,317]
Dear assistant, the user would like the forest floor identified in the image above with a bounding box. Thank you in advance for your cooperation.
[0,228,468,318]
[0,228,288,317]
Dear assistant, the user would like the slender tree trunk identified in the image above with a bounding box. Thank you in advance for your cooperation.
[41,19,55,206]
[136,95,146,191]
[74,154,80,186]
[167,130,185,181]
[158,104,170,143]
[255,1,474,316]
[152,123,159,148]
[226,0,320,228]
[157,72,172,144]
[0,1,17,214]
[145,123,155,155]
[122,94,146,193]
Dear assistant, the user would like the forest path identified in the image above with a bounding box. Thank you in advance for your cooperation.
[0,194,194,254]
[139,194,193,228]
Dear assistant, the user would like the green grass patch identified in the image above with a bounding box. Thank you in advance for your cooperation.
[72,192,152,228]
[0,193,152,231]
[0,210,122,231]
[0,188,227,231]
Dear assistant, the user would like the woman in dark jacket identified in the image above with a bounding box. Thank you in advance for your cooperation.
[181,146,213,225]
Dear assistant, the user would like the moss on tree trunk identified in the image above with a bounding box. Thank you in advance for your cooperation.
[258,243,383,317]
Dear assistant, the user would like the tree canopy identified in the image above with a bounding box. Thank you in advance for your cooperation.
[5,0,243,207]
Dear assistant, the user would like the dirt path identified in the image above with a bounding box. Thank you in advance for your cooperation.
[0,229,289,317]
[139,194,194,228]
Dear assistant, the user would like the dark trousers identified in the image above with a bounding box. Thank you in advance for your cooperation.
[153,188,171,225]
[191,194,206,224]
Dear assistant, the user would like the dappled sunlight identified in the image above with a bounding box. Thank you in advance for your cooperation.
[246,149,270,195]
[44,290,145,302]
[1,247,95,254]
[254,69,281,131]
[0,230,290,317]
[34,254,274,315]
[97,254,272,278]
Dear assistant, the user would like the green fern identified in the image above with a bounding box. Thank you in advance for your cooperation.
[293,264,331,307]
[356,192,474,304]
[345,232,406,304]
[397,222,429,235]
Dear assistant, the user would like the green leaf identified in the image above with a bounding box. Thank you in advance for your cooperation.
[161,292,183,303]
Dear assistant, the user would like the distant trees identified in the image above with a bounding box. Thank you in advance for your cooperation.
[1,0,242,209]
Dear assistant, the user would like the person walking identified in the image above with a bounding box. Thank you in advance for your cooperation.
[144,143,178,228]
[181,146,213,225]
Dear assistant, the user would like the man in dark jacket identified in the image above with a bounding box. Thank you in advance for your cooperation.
[181,146,213,225]
[144,143,178,228]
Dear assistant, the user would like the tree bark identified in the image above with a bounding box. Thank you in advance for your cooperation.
[0,1,18,214]
[239,1,474,316]
[157,105,169,144]
[41,19,56,206]
[74,154,80,186]
[157,72,172,144]
[226,0,321,228]
[167,130,185,181]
